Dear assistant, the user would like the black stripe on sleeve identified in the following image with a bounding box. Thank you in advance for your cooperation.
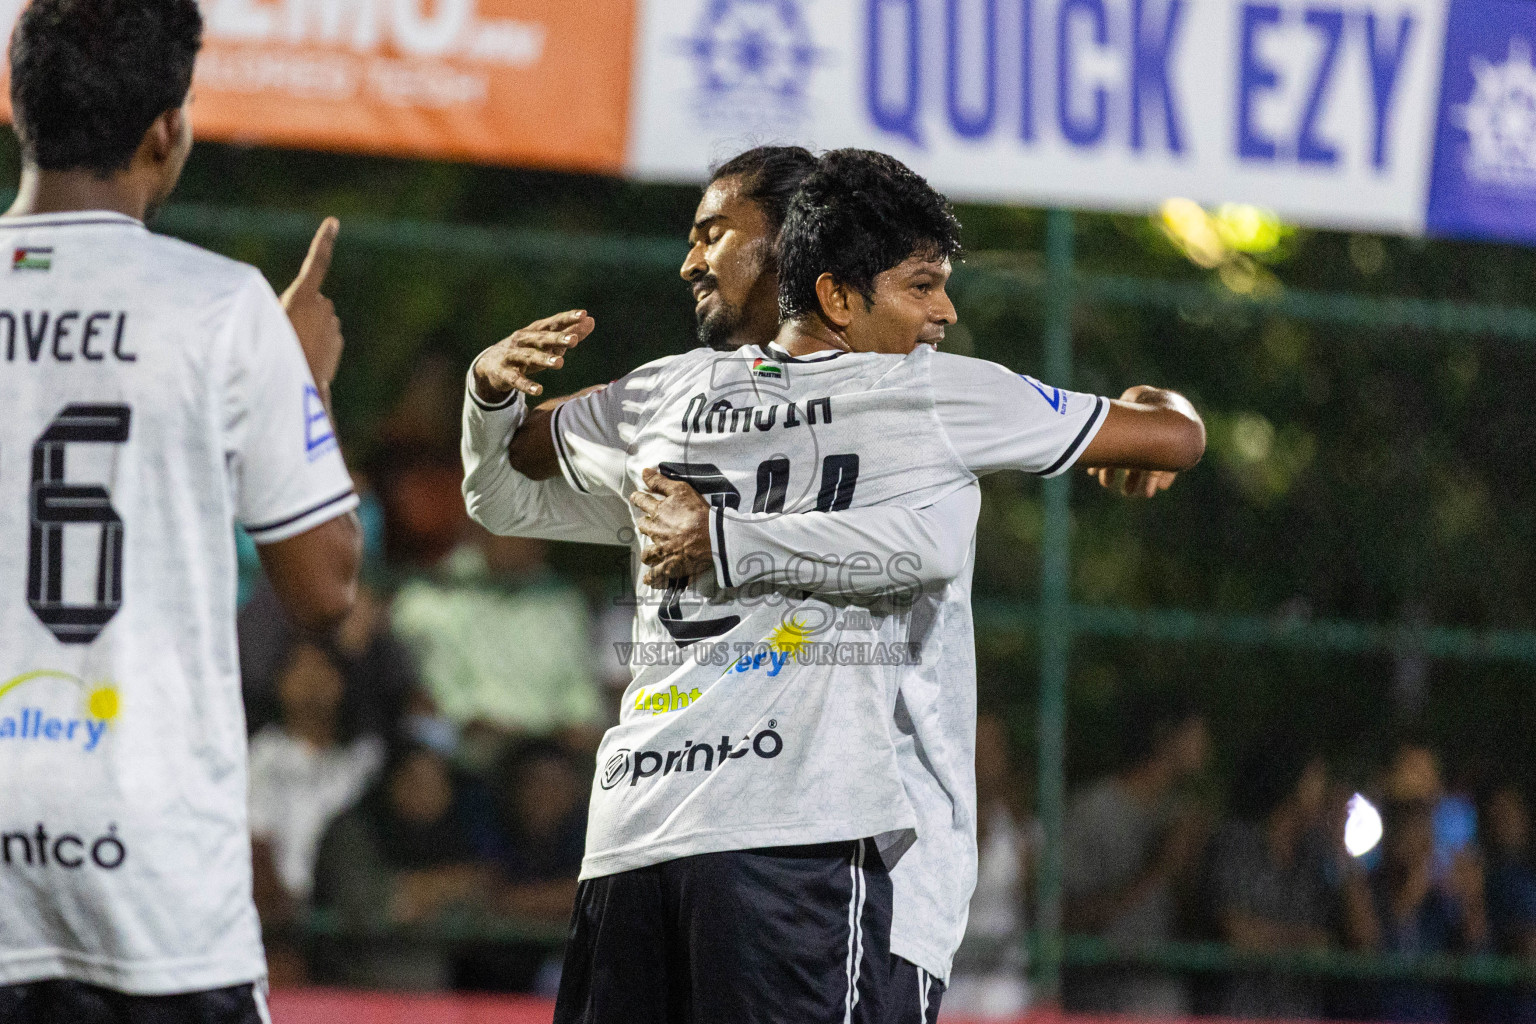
[469,386,521,412]
[244,488,356,538]
[551,404,589,494]
[1036,396,1107,477]
[714,506,733,588]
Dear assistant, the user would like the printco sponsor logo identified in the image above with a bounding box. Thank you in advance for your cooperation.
[599,722,786,790]
[2,823,127,871]
[0,671,120,753]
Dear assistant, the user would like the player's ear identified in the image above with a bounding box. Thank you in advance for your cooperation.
[815,273,854,329]
[142,107,184,165]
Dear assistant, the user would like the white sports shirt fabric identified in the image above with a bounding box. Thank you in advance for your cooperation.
[460,341,1107,980]
[0,211,357,994]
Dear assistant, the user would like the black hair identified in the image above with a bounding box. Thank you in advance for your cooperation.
[9,0,203,176]
[777,148,963,321]
[1227,734,1317,821]
[708,145,819,237]
[1119,690,1203,771]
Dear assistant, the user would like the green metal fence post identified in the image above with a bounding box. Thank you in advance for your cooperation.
[1036,208,1076,1004]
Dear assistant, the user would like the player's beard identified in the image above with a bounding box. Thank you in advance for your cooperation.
[696,285,745,351]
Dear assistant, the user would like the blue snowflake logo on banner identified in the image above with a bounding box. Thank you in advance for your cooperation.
[682,0,824,127]
[1455,37,1536,185]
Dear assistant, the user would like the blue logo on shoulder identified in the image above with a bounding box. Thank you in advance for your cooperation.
[1021,375,1067,414]
[304,386,337,460]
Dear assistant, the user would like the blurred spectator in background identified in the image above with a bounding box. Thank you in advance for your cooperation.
[240,479,420,741]
[392,528,604,767]
[370,354,476,569]
[249,644,385,923]
[1206,738,1331,1018]
[1344,745,1489,1024]
[945,714,1037,1018]
[592,604,638,726]
[1062,694,1211,1016]
[486,739,587,920]
[311,742,492,990]
[1483,786,1536,1022]
[455,739,590,994]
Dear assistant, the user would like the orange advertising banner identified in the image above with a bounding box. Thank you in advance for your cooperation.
[0,0,636,173]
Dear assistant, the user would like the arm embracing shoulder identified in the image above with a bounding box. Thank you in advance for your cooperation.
[713,486,979,597]
[1078,386,1206,471]
[931,353,1203,476]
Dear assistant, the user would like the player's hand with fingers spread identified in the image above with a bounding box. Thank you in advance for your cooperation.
[473,310,596,404]
[281,218,343,394]
[632,468,714,587]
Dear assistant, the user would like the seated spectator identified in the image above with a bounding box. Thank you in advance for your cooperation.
[945,714,1037,1017]
[249,643,385,910]
[1207,738,1331,1018]
[391,529,605,764]
[1344,746,1489,1024]
[454,739,589,994]
[1484,785,1536,1022]
[487,739,587,920]
[240,577,422,742]
[310,742,493,990]
[1062,694,1211,1016]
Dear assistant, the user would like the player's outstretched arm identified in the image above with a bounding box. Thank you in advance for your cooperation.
[1078,385,1206,499]
[257,513,362,632]
[631,468,976,596]
[470,311,596,481]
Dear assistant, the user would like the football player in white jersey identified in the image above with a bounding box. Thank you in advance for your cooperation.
[463,150,1202,1022]
[0,2,361,1021]
[466,148,987,1023]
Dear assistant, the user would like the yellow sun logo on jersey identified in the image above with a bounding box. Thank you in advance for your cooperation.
[766,616,814,657]
[0,670,120,752]
[87,686,120,722]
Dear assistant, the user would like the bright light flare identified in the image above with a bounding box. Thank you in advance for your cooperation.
[1345,793,1383,858]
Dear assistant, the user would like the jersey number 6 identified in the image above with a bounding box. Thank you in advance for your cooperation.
[29,404,132,645]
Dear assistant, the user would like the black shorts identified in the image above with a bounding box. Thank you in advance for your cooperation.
[0,980,267,1024]
[555,838,894,1024]
[887,956,944,1024]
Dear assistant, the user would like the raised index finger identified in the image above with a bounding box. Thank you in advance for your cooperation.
[294,217,339,294]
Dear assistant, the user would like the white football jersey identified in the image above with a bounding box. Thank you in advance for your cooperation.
[0,211,357,994]
[549,342,1107,885]
[702,350,1105,981]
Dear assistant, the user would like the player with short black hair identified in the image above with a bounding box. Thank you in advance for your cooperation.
[0,2,360,1021]
[776,149,963,324]
[10,0,202,180]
